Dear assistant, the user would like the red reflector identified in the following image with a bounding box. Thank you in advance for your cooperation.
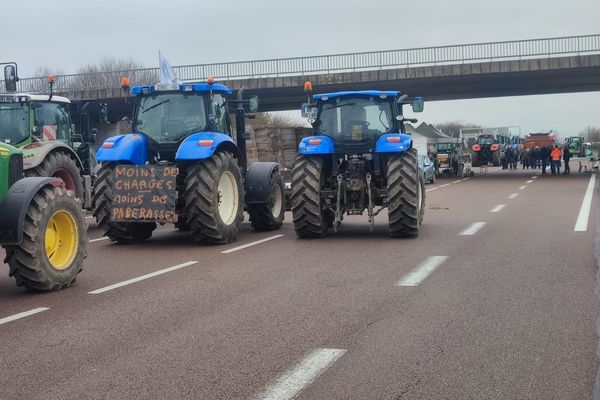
[386,136,401,143]
[198,139,214,146]
[102,142,114,148]
[308,139,321,145]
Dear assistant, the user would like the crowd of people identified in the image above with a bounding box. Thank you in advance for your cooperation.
[501,144,572,175]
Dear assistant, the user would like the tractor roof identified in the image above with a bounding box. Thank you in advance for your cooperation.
[313,90,400,101]
[0,93,71,104]
[130,82,232,95]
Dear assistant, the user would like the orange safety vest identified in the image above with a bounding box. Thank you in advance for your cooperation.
[550,148,562,161]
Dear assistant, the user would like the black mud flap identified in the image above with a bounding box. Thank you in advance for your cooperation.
[244,162,280,204]
[0,177,62,245]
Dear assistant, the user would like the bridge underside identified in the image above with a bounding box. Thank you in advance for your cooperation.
[69,54,600,120]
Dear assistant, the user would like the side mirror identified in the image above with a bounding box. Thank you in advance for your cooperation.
[3,64,18,93]
[411,97,424,113]
[301,103,318,122]
[248,96,259,113]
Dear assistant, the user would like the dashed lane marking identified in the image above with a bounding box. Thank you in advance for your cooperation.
[0,307,49,326]
[396,256,449,287]
[425,187,438,192]
[531,176,538,179]
[574,175,596,232]
[519,185,527,190]
[508,193,518,199]
[462,177,471,181]
[490,204,506,213]
[440,183,451,187]
[88,261,198,294]
[459,222,487,236]
[89,237,109,243]
[252,348,347,400]
[221,234,284,254]
[452,180,462,184]
[526,180,533,183]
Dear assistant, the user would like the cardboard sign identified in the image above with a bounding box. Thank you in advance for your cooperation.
[111,165,178,223]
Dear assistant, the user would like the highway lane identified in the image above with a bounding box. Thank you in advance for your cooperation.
[0,169,597,400]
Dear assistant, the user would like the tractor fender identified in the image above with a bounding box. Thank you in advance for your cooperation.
[96,133,149,165]
[175,132,242,161]
[374,133,412,153]
[22,141,84,172]
[245,162,280,204]
[0,177,62,245]
[298,136,335,155]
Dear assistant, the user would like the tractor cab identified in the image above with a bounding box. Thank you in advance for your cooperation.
[302,90,423,155]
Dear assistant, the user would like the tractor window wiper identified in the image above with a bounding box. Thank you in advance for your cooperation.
[141,99,170,114]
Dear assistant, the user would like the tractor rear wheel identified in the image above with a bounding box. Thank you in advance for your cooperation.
[492,150,501,166]
[26,152,84,200]
[291,155,328,238]
[183,152,244,244]
[93,164,156,243]
[387,149,425,237]
[3,186,86,291]
[471,151,480,167]
[248,171,285,231]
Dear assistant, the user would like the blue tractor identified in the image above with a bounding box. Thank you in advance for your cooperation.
[93,81,285,244]
[292,83,425,237]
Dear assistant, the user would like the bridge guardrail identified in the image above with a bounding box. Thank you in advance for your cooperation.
[2,34,600,94]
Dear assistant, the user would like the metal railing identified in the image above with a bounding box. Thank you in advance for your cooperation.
[4,34,600,94]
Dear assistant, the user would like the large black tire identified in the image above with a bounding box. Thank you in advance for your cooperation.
[3,186,86,291]
[183,152,244,244]
[471,151,480,167]
[26,151,84,200]
[92,164,156,243]
[492,150,501,166]
[291,155,328,238]
[248,171,285,231]
[387,149,425,238]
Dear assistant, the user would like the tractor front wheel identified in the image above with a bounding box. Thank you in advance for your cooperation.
[3,186,86,291]
[93,164,156,243]
[291,155,329,238]
[387,149,425,238]
[248,171,285,231]
[183,152,244,244]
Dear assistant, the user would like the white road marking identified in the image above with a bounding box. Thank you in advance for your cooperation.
[396,256,449,287]
[452,180,461,184]
[89,261,198,294]
[440,183,451,187]
[0,307,49,326]
[459,222,486,236]
[462,177,471,181]
[89,237,109,243]
[526,180,533,183]
[531,176,538,179]
[574,175,596,232]
[253,348,346,400]
[519,185,527,190]
[490,204,506,213]
[221,234,284,254]
[425,187,438,192]
[508,193,518,199]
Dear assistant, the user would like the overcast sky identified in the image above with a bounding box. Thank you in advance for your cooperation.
[3,0,599,136]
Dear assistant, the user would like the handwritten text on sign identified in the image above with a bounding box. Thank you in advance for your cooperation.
[111,165,178,223]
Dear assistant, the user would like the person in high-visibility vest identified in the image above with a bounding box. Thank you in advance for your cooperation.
[550,145,562,175]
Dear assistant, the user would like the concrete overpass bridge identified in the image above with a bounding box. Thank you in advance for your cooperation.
[3,34,600,118]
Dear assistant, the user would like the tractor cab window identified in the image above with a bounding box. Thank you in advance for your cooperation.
[317,96,393,142]
[135,93,207,143]
[0,102,29,145]
[211,94,230,135]
[33,102,71,142]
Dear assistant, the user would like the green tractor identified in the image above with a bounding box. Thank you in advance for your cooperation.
[565,136,592,157]
[0,142,86,290]
[1,63,97,208]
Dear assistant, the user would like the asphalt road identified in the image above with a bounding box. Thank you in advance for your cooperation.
[0,166,597,400]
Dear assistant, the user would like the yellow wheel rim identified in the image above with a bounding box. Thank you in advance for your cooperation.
[45,210,78,270]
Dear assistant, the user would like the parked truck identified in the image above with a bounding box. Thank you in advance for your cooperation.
[291,83,425,237]
[0,142,86,290]
[93,79,285,244]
